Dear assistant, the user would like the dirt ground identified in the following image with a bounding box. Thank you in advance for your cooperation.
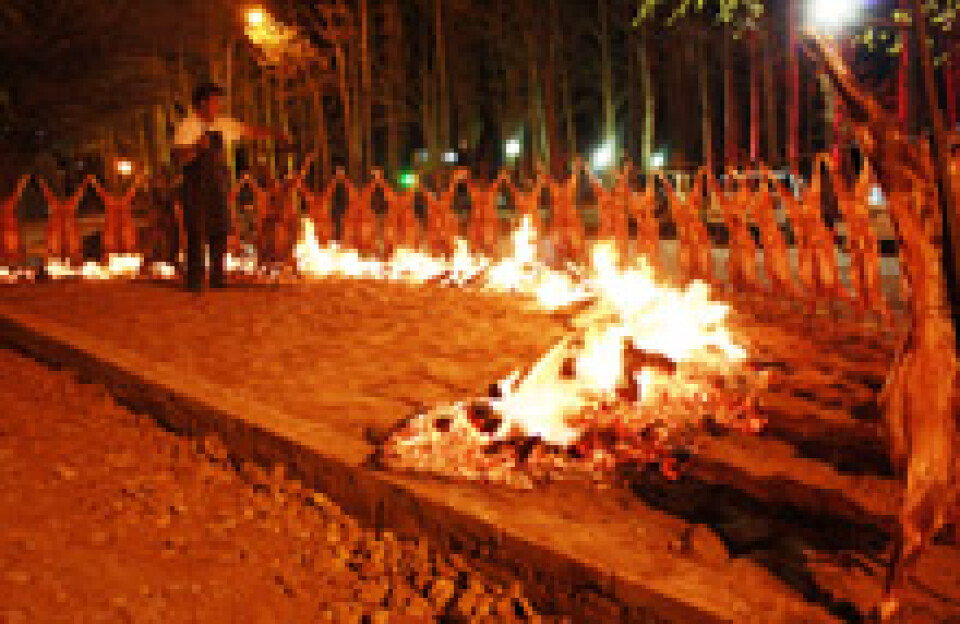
[0,281,567,441]
[0,346,554,623]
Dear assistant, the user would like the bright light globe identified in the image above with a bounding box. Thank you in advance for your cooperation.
[591,142,614,172]
[808,0,860,31]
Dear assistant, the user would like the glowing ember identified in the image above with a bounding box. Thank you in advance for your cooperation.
[224,251,259,276]
[484,216,589,311]
[388,248,447,284]
[0,266,34,283]
[45,260,78,280]
[115,159,134,177]
[80,261,110,280]
[150,262,177,280]
[107,254,143,278]
[448,238,489,286]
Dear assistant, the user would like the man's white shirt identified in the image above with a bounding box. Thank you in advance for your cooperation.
[173,114,248,149]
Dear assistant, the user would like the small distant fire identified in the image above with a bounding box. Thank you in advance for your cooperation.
[293,215,588,309]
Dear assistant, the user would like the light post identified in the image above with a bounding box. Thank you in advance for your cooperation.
[398,171,418,190]
[805,0,862,33]
[245,6,267,27]
[590,140,615,174]
[649,150,666,171]
[504,138,522,161]
[116,159,133,178]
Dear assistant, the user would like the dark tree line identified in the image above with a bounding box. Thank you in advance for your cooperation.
[1,0,957,191]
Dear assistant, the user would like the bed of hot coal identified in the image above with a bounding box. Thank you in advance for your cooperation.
[370,341,767,490]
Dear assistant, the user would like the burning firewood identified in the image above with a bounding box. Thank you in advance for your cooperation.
[374,246,768,490]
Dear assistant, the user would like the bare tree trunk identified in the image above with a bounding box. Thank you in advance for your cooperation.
[526,33,544,175]
[763,26,779,167]
[436,0,449,155]
[750,34,760,166]
[384,0,403,178]
[312,83,331,186]
[544,0,562,176]
[177,45,189,112]
[638,33,654,173]
[138,112,151,176]
[492,0,509,162]
[626,23,639,167]
[225,41,237,181]
[827,79,840,168]
[551,0,575,168]
[897,31,910,127]
[335,46,360,180]
[262,73,276,178]
[154,104,169,170]
[350,52,364,178]
[245,65,259,172]
[419,15,437,169]
[360,0,373,170]
[278,75,293,175]
[598,0,616,159]
[699,37,713,172]
[788,1,800,172]
[946,47,958,128]
[723,33,737,168]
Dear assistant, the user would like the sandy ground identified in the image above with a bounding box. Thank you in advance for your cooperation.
[0,347,554,623]
[0,281,566,442]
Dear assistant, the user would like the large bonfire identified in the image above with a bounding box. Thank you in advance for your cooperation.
[290,215,770,488]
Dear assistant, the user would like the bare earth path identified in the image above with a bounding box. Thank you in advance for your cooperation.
[0,346,552,623]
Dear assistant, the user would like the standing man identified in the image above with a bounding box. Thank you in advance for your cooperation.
[172,82,289,291]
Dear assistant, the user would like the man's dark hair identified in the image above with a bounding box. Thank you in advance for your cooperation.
[192,82,226,109]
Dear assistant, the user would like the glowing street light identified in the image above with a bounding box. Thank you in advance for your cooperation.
[591,141,615,172]
[398,171,418,189]
[116,159,134,177]
[806,0,862,32]
[245,6,267,27]
[649,151,666,170]
[504,138,522,160]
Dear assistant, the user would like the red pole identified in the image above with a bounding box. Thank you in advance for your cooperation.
[788,2,800,173]
[724,34,738,168]
[832,91,843,168]
[750,34,760,165]
[947,51,958,129]
[898,32,910,126]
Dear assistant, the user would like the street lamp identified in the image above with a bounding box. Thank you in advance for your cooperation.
[504,138,522,160]
[806,0,862,32]
[591,141,615,172]
[649,151,666,170]
[398,171,418,190]
[245,6,267,27]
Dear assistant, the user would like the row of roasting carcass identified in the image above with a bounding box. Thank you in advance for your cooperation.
[0,160,900,318]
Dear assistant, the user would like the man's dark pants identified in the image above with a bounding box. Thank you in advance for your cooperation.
[182,138,230,291]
